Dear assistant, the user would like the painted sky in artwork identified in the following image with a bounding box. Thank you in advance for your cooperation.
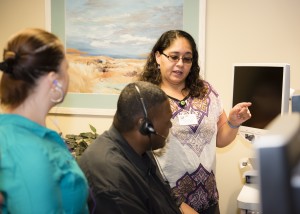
[66,0,183,59]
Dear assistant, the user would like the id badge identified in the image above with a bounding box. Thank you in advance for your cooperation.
[178,113,198,125]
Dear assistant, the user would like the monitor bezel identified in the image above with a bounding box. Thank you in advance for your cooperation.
[232,63,290,142]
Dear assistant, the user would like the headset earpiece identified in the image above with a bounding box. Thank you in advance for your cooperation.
[135,85,157,136]
[140,118,156,135]
[135,84,167,139]
[53,79,62,89]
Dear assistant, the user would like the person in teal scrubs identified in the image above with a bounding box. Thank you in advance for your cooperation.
[0,28,88,213]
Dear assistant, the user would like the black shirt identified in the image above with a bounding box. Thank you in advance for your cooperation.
[79,125,181,214]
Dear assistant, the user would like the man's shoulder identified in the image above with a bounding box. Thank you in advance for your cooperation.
[81,136,120,160]
[79,135,129,171]
[78,140,140,190]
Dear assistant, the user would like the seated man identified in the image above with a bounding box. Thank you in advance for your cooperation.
[79,81,182,213]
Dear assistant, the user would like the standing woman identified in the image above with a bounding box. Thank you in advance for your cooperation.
[0,28,88,213]
[139,30,251,214]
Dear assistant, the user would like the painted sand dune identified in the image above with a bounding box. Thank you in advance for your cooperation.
[67,48,146,94]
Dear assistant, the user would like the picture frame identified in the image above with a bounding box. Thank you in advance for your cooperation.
[45,0,206,116]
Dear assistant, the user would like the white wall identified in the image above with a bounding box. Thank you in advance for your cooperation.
[206,0,300,111]
[1,1,300,213]
[0,0,45,49]
[46,114,113,136]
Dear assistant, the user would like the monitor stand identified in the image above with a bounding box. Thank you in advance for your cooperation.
[238,157,260,212]
[239,157,258,183]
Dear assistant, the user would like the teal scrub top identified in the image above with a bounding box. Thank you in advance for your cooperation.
[0,114,89,213]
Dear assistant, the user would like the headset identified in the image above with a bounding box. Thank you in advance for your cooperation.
[53,79,62,90]
[134,85,156,135]
[51,79,64,103]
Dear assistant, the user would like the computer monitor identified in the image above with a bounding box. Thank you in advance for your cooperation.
[232,63,290,142]
[255,113,300,214]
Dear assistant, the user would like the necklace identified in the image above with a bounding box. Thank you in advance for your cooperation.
[179,100,187,107]
[167,95,189,108]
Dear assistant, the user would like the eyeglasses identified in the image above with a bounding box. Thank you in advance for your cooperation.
[161,53,193,64]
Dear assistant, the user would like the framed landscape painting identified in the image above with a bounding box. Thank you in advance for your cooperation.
[46,0,206,116]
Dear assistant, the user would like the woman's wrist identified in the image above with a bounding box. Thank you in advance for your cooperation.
[227,120,240,129]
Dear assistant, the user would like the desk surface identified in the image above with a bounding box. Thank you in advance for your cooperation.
[237,183,260,211]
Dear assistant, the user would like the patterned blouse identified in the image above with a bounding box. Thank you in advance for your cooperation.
[154,81,223,212]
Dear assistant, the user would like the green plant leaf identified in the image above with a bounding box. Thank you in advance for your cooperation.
[65,134,76,139]
[89,124,97,133]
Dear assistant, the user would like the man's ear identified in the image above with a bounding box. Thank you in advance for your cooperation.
[136,117,145,132]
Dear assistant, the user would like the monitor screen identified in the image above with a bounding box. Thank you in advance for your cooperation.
[232,63,290,142]
[255,113,300,214]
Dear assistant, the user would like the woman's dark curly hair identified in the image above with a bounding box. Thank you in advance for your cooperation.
[139,30,207,98]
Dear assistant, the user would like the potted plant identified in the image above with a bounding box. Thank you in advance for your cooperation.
[64,124,98,160]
